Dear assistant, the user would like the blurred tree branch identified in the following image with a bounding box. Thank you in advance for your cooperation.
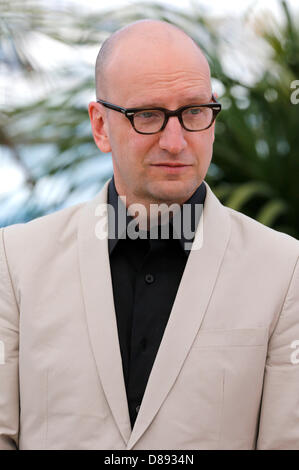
[0,0,298,238]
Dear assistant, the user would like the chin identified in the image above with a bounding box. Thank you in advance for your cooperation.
[148,179,198,203]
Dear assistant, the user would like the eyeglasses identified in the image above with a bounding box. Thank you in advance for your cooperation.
[96,95,221,135]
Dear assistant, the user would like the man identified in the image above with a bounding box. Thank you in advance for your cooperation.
[0,19,299,450]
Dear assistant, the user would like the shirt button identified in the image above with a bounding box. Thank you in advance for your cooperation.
[145,273,155,284]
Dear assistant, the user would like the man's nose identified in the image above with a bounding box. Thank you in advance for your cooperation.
[158,116,187,154]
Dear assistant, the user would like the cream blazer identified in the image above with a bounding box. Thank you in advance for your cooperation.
[0,179,299,450]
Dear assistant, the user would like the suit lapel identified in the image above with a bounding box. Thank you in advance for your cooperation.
[77,179,131,445]
[126,182,231,449]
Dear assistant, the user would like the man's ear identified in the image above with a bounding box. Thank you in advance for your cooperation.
[88,101,112,153]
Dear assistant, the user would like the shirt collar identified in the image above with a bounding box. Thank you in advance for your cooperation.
[107,175,206,256]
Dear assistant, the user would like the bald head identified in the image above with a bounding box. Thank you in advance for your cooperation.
[95,19,211,99]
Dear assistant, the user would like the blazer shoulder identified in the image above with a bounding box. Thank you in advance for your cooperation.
[2,200,85,240]
[225,205,299,258]
[1,200,88,273]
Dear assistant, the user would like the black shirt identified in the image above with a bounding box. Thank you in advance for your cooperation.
[108,176,206,428]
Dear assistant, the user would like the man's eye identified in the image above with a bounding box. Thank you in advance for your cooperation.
[142,112,154,118]
[187,107,202,115]
[138,111,159,119]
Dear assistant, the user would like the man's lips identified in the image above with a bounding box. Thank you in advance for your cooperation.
[151,162,191,167]
[150,162,192,173]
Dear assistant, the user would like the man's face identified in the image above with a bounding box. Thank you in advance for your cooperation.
[90,32,215,206]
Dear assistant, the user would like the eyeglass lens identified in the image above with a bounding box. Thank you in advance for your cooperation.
[133,107,213,133]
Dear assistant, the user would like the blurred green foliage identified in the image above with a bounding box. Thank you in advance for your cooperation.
[0,0,298,237]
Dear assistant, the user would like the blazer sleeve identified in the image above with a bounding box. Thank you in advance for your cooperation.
[0,228,19,450]
[256,255,299,449]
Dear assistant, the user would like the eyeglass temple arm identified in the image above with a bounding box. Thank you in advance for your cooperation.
[96,99,127,113]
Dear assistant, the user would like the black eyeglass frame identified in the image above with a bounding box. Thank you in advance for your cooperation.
[96,95,221,135]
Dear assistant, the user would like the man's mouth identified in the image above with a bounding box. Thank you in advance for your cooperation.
[150,163,191,173]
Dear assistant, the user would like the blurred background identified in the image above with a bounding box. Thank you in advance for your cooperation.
[0,0,298,237]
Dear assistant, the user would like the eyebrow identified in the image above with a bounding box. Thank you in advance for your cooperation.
[128,95,212,108]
